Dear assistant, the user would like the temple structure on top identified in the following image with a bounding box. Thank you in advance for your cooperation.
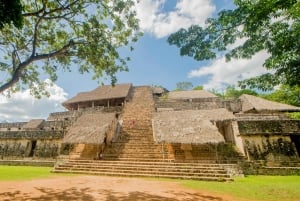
[62,83,132,110]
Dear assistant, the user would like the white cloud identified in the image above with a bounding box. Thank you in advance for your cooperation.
[135,0,215,38]
[0,80,68,122]
[189,51,270,90]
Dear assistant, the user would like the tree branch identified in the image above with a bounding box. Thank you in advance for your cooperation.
[0,40,76,93]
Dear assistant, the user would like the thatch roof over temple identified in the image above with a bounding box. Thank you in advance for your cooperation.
[168,90,217,100]
[152,109,234,144]
[152,86,169,95]
[240,94,300,113]
[63,112,116,144]
[22,119,44,129]
[63,83,132,110]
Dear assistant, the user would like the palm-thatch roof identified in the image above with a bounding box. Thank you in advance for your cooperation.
[168,90,217,100]
[240,94,300,113]
[152,109,234,144]
[63,112,116,144]
[63,83,132,109]
[152,86,169,95]
[22,119,44,129]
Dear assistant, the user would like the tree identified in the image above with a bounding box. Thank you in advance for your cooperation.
[175,82,193,91]
[0,0,23,29]
[224,85,257,99]
[261,85,300,119]
[0,0,141,97]
[168,0,300,91]
[261,85,300,107]
[193,85,203,90]
[209,85,257,99]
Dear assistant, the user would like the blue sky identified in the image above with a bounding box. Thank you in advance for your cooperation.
[0,0,269,122]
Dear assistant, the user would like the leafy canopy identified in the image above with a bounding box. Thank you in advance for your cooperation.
[0,0,23,29]
[261,85,300,119]
[168,0,300,91]
[209,85,257,99]
[224,85,258,99]
[175,81,193,91]
[0,0,141,97]
[261,85,300,107]
[193,85,204,90]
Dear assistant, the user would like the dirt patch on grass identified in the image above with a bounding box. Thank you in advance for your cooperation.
[0,175,243,201]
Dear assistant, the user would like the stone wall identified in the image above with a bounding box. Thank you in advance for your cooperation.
[165,143,242,163]
[155,98,241,112]
[0,130,64,139]
[241,161,300,175]
[0,122,27,131]
[0,139,61,159]
[235,113,288,121]
[242,135,297,161]
[47,111,74,121]
[238,120,300,135]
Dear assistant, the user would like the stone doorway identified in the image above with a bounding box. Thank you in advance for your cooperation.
[290,135,300,157]
[28,140,37,157]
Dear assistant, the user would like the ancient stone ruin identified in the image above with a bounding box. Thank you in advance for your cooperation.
[1,83,300,180]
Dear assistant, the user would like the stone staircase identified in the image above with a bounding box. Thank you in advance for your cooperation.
[103,86,166,160]
[53,86,237,181]
[53,159,233,181]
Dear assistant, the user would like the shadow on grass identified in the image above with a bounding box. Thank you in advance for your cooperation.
[0,187,226,201]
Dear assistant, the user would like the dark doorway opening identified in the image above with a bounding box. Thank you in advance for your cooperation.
[29,140,37,157]
[290,135,300,157]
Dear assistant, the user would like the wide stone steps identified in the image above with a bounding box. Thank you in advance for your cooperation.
[55,164,227,174]
[106,143,162,148]
[104,149,166,154]
[52,159,233,181]
[101,157,221,163]
[103,153,166,159]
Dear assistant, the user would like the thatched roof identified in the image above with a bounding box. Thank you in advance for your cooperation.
[63,112,115,144]
[240,94,300,113]
[152,109,234,144]
[22,119,44,129]
[168,90,217,100]
[152,86,169,95]
[63,83,132,106]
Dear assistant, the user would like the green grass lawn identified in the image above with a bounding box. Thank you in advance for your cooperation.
[0,166,55,181]
[180,175,300,201]
[0,166,299,201]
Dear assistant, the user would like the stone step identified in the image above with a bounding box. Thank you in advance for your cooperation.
[104,147,166,152]
[54,166,229,178]
[109,142,162,147]
[115,138,155,142]
[103,158,219,163]
[67,159,226,165]
[104,150,166,155]
[52,169,231,182]
[117,134,154,138]
[58,161,227,170]
[105,148,166,154]
[103,153,166,158]
[66,159,225,166]
[62,163,227,172]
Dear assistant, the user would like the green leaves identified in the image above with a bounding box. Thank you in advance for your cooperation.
[261,85,300,107]
[0,0,23,29]
[0,0,141,97]
[175,82,193,91]
[168,0,300,90]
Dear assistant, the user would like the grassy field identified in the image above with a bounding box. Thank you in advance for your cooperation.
[0,166,55,181]
[0,166,299,201]
[180,175,300,201]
